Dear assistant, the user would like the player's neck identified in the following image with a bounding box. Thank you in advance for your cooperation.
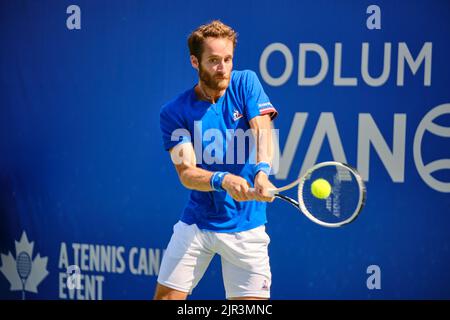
[196,82,225,104]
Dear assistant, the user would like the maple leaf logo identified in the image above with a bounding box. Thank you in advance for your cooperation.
[0,231,49,299]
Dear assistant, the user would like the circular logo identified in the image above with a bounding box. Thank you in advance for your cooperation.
[414,103,450,192]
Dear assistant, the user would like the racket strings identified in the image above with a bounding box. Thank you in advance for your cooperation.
[300,164,363,226]
[16,252,32,279]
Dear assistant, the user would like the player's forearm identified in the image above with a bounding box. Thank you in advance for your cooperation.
[256,127,273,165]
[178,166,214,192]
[250,115,274,165]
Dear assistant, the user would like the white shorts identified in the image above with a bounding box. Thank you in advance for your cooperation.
[157,221,271,299]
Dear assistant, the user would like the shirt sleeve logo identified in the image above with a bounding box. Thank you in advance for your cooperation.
[233,109,244,121]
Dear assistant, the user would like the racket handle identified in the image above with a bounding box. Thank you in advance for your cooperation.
[248,188,276,197]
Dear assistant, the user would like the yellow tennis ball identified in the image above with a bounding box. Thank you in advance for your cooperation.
[311,178,331,199]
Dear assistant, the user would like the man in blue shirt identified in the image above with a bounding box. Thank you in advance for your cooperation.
[155,20,278,300]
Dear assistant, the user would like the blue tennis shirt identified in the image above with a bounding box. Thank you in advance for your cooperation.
[160,70,277,232]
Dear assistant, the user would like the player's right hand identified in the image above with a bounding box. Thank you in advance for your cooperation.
[221,174,254,202]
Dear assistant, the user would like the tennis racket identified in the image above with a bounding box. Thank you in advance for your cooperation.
[252,161,366,227]
[16,251,32,300]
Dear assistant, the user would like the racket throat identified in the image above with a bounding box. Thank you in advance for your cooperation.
[275,194,300,208]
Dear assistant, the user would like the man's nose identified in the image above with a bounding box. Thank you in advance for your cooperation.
[217,60,225,71]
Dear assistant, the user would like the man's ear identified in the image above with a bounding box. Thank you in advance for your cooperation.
[190,55,199,70]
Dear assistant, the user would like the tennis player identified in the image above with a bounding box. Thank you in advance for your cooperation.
[154,20,278,300]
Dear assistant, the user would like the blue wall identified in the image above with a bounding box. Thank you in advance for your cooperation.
[1,0,450,299]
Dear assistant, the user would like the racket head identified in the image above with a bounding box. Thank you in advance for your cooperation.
[16,251,32,279]
[297,162,366,227]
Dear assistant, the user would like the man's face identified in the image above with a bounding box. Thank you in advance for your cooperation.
[194,37,234,91]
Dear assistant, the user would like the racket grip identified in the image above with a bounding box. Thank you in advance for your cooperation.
[248,188,276,197]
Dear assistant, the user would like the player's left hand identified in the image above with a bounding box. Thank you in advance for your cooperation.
[253,172,275,202]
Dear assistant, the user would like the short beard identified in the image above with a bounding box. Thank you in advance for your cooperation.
[198,63,230,91]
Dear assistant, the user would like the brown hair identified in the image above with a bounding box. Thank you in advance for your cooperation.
[188,20,238,61]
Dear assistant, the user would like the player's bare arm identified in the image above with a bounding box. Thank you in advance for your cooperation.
[169,142,255,201]
[249,114,276,202]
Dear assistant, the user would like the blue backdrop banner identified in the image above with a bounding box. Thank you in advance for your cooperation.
[1,0,449,299]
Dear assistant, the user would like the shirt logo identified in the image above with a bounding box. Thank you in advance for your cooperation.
[232,109,243,121]
[258,102,273,108]
[262,279,270,290]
